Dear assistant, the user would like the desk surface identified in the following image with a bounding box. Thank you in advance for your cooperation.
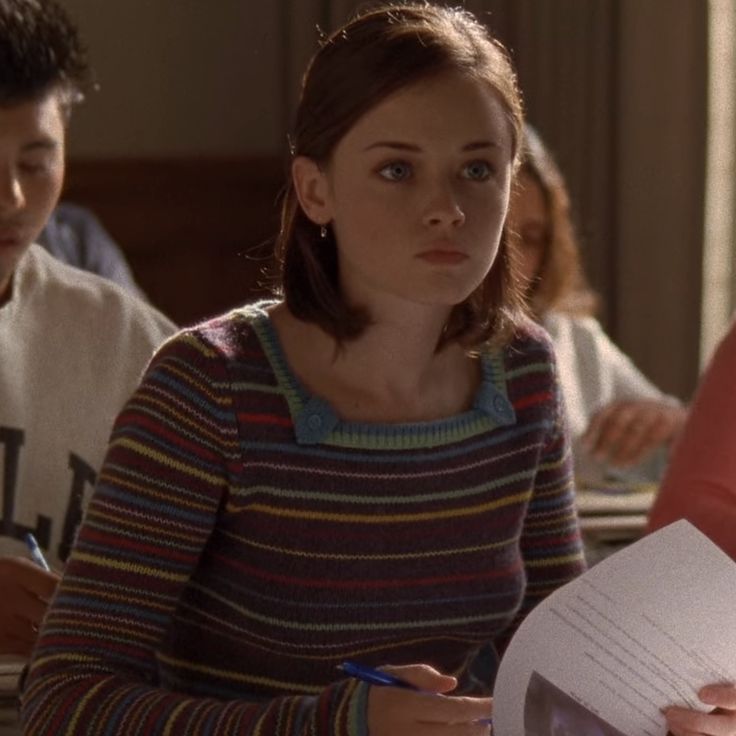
[0,660,20,734]
[576,488,655,516]
[575,483,657,564]
[0,706,19,735]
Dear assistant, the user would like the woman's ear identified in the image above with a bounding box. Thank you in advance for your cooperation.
[292,156,333,226]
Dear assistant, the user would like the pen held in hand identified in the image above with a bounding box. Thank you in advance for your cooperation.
[24,532,51,572]
[338,660,417,689]
[338,661,493,727]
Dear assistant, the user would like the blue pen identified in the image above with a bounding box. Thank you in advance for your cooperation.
[24,532,51,572]
[338,661,493,727]
[339,660,416,689]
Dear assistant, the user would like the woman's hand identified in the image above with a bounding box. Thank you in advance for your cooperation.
[582,400,687,467]
[664,683,736,735]
[0,556,59,656]
[367,663,492,736]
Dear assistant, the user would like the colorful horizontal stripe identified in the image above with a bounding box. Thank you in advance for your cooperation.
[22,302,585,735]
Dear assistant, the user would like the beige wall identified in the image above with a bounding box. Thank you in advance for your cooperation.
[61,0,286,156]
[615,0,707,400]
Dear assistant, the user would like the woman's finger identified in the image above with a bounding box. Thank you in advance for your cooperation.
[380,663,457,693]
[664,705,736,736]
[701,684,736,710]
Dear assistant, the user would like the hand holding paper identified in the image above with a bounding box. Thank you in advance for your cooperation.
[663,682,736,735]
[492,521,736,736]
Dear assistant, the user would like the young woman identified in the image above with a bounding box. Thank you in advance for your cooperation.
[21,5,733,736]
[506,125,688,485]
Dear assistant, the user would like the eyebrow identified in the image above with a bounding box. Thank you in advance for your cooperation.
[21,139,59,153]
[363,140,499,153]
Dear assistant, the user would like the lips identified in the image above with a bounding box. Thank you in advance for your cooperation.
[0,229,23,248]
[416,249,469,265]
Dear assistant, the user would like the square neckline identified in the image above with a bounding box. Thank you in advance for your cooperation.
[240,300,517,448]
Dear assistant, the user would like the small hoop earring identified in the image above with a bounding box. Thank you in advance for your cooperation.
[319,224,328,239]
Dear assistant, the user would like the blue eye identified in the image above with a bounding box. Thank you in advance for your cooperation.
[379,161,412,182]
[463,160,492,181]
[19,162,47,175]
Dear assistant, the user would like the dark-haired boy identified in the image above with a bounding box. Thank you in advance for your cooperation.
[0,0,175,660]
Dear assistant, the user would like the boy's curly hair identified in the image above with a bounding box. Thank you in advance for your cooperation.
[0,0,91,113]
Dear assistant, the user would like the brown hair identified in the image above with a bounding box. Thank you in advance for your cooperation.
[275,2,527,349]
[515,124,597,318]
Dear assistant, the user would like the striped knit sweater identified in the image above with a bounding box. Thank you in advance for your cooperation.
[22,300,585,735]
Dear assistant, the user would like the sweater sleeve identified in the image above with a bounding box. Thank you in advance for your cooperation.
[647,321,736,559]
[20,329,367,736]
[497,332,587,654]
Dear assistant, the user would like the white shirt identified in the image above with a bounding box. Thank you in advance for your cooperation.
[0,245,175,567]
[543,311,680,484]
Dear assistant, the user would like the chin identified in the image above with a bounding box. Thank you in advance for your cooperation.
[427,277,484,307]
[0,244,30,281]
[408,287,477,310]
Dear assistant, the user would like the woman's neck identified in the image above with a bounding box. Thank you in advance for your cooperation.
[269,302,479,423]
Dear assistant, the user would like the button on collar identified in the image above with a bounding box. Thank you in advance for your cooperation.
[294,396,339,444]
[475,382,516,426]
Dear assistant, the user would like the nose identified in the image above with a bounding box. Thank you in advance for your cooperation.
[0,168,25,214]
[422,181,465,228]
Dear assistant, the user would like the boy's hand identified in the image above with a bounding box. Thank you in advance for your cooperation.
[0,556,59,656]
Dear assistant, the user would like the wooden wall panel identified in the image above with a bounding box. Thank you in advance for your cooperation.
[63,158,284,326]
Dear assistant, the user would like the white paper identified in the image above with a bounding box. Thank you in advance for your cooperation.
[493,521,736,736]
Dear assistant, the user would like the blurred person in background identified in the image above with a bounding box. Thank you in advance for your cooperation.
[506,124,687,487]
[38,201,145,298]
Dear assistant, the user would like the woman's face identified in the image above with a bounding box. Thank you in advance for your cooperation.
[303,71,515,315]
[506,169,550,288]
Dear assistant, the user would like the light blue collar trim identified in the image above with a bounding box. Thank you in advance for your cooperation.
[245,303,517,447]
[474,366,517,426]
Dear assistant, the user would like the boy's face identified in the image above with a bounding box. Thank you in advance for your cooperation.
[0,90,66,304]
